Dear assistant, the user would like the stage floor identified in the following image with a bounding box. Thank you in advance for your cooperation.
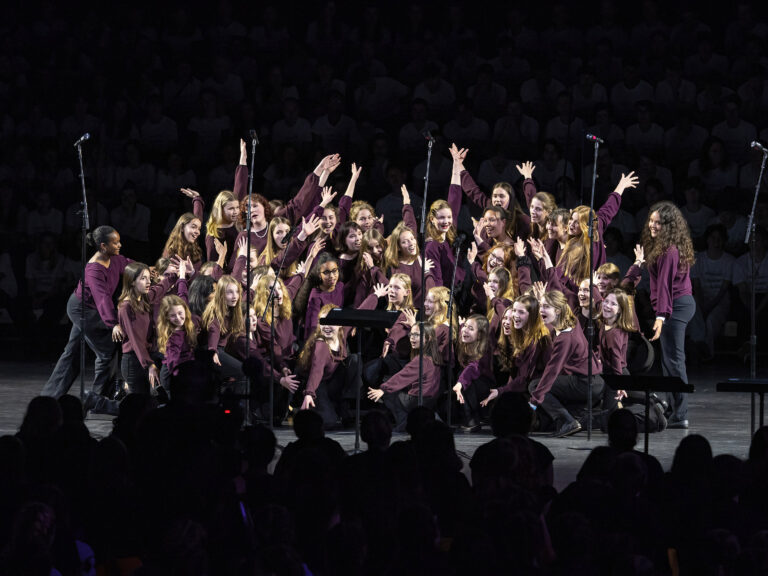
[0,357,763,491]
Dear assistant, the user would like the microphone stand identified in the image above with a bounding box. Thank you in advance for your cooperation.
[446,238,462,427]
[262,232,294,430]
[418,137,434,406]
[745,147,767,433]
[76,142,90,403]
[585,137,600,441]
[245,133,258,424]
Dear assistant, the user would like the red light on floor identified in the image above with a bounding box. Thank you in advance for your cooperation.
[224,409,231,414]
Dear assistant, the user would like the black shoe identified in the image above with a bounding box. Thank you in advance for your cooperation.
[553,420,582,438]
[82,391,97,416]
[649,393,668,411]
[667,419,689,429]
[652,401,668,431]
[460,419,482,433]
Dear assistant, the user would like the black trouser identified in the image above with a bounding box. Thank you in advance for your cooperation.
[121,351,150,395]
[461,375,494,424]
[659,295,695,422]
[363,353,409,388]
[313,354,361,428]
[530,374,605,428]
[42,293,118,398]
[382,391,436,432]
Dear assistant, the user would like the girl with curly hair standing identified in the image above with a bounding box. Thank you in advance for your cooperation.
[641,201,696,428]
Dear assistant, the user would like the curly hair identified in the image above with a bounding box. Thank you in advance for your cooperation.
[238,194,274,230]
[641,201,695,270]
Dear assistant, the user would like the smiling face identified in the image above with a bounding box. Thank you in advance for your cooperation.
[102,232,122,256]
[577,279,591,306]
[224,283,240,307]
[491,187,510,209]
[501,307,514,335]
[596,273,617,296]
[432,207,453,234]
[319,314,338,339]
[223,200,240,224]
[398,230,418,258]
[183,219,201,243]
[319,261,339,290]
[484,210,505,239]
[134,269,152,295]
[321,208,336,234]
[168,305,186,328]
[345,228,362,252]
[648,210,662,238]
[530,198,547,224]
[367,239,383,261]
[602,293,619,324]
[461,318,479,343]
[273,223,291,248]
[424,291,436,317]
[487,248,506,270]
[546,216,566,241]
[356,209,375,232]
[511,301,530,330]
[488,272,501,296]
[388,277,409,306]
[540,298,559,325]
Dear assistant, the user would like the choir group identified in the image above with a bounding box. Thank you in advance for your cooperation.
[41,137,696,436]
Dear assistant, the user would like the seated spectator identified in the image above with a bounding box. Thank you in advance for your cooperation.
[25,191,63,239]
[610,58,654,124]
[398,99,439,164]
[625,100,664,159]
[544,92,586,159]
[443,100,491,153]
[467,63,507,121]
[413,64,456,123]
[493,99,540,159]
[571,66,607,119]
[270,97,313,157]
[139,96,179,163]
[712,95,757,165]
[680,178,717,244]
[311,90,364,157]
[689,224,735,360]
[688,137,739,200]
[664,107,708,168]
[520,61,565,118]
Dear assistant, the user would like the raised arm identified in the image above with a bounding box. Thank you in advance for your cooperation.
[233,139,248,201]
[516,161,537,209]
[181,188,204,221]
[401,185,418,231]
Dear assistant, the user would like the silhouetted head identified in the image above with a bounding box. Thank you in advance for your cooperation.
[361,411,392,451]
[490,392,533,437]
[293,409,324,442]
[607,409,638,451]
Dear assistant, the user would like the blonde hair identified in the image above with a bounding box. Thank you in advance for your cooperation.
[531,191,557,240]
[596,262,621,280]
[542,290,577,331]
[349,200,376,224]
[156,295,197,354]
[426,199,456,244]
[384,222,418,269]
[427,286,457,340]
[206,190,240,238]
[600,288,638,333]
[202,275,245,337]
[253,275,292,323]
[388,273,414,311]
[296,303,345,373]
[557,206,595,282]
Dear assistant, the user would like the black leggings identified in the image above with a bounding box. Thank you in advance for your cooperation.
[313,354,361,428]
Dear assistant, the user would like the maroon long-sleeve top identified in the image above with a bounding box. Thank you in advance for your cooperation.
[254,274,304,371]
[424,183,466,287]
[118,274,178,368]
[74,254,132,328]
[434,323,451,364]
[457,342,495,389]
[598,324,629,375]
[163,327,197,376]
[497,336,553,394]
[530,327,602,405]
[352,265,388,308]
[381,356,441,398]
[305,281,345,340]
[460,169,531,242]
[304,293,378,397]
[648,247,692,319]
[384,310,416,359]
[207,315,237,351]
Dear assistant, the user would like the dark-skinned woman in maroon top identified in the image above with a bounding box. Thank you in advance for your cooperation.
[482,295,553,406]
[528,290,604,438]
[42,226,131,414]
[641,201,696,429]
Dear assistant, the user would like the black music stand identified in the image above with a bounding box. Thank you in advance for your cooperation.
[604,374,694,454]
[716,379,768,434]
[321,308,400,453]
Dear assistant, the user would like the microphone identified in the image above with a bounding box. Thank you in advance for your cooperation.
[279,226,298,247]
[453,232,467,249]
[73,133,90,147]
[751,141,768,154]
[585,133,605,144]
[249,129,259,145]
[422,129,435,142]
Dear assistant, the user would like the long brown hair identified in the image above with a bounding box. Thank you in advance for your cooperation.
[599,289,638,333]
[557,206,595,282]
[486,266,516,323]
[202,275,245,337]
[296,303,345,373]
[118,262,151,315]
[641,201,695,270]
[507,295,551,360]
[163,212,203,262]
[358,228,387,273]
[156,295,197,354]
[530,191,557,240]
[410,323,442,366]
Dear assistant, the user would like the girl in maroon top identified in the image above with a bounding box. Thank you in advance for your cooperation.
[156,294,197,386]
[117,260,182,394]
[515,161,556,242]
[368,323,443,432]
[205,189,242,271]
[42,226,131,405]
[355,228,389,307]
[231,192,273,270]
[482,295,553,405]
[529,290,604,438]
[162,189,204,270]
[466,243,516,315]
[336,221,363,304]
[297,295,379,427]
[641,201,696,427]
[423,286,455,364]
[202,275,246,388]
[303,253,345,340]
[452,314,494,432]
[482,266,516,340]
